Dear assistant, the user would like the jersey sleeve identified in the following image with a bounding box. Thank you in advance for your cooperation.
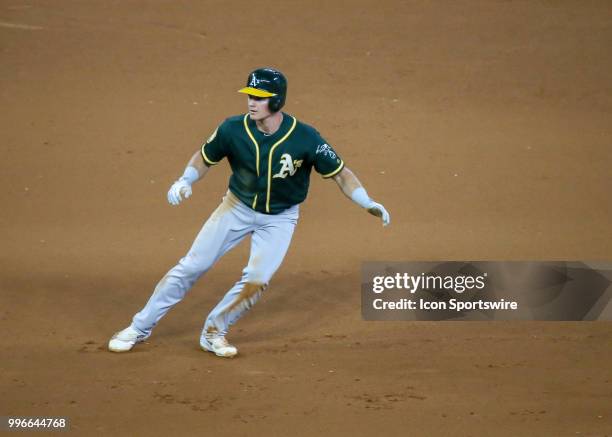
[312,135,344,178]
[201,121,229,166]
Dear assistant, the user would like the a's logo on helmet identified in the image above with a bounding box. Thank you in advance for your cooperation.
[249,75,261,88]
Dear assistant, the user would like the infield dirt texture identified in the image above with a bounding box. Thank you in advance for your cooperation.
[1,1,611,436]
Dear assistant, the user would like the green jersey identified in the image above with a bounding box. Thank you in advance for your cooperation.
[201,113,344,214]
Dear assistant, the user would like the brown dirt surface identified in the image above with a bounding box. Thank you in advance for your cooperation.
[2,1,612,436]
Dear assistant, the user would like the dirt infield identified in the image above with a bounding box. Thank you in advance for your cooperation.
[1,1,611,435]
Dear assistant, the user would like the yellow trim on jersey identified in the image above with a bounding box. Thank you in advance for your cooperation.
[201,144,219,166]
[243,114,261,209]
[322,160,345,178]
[238,87,277,98]
[266,116,298,213]
[243,114,260,176]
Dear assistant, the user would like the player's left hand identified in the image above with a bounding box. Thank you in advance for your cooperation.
[367,202,390,226]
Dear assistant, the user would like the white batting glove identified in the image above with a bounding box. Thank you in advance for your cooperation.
[367,202,390,227]
[167,178,192,206]
[350,187,390,227]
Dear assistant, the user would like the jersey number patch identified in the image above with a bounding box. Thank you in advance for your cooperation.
[273,153,303,179]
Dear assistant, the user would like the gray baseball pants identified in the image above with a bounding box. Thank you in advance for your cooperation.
[131,190,298,340]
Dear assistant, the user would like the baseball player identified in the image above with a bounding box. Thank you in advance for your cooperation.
[108,68,390,357]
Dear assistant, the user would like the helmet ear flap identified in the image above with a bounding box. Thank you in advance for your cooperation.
[268,94,284,112]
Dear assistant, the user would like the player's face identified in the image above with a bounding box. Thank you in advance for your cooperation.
[247,95,273,121]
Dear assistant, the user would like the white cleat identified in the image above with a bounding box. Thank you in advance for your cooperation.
[108,326,146,353]
[200,335,238,358]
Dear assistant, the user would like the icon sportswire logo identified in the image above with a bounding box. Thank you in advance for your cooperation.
[273,153,303,179]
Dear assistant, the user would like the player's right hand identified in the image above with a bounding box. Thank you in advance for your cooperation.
[167,179,192,206]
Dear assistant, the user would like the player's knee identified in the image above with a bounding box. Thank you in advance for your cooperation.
[178,252,214,277]
[226,282,267,314]
[243,265,275,285]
